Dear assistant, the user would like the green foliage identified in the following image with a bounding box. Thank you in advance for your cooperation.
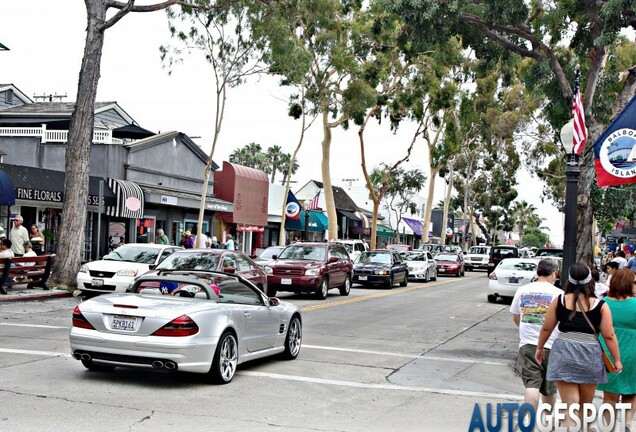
[370,166,427,222]
[522,227,551,249]
[229,143,299,183]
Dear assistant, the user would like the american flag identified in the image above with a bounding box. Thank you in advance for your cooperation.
[306,190,320,211]
[572,67,588,155]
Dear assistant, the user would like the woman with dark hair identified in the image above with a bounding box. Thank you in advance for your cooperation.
[598,268,636,431]
[536,262,622,429]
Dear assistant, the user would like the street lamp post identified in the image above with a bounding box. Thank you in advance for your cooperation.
[560,119,579,278]
[303,207,310,241]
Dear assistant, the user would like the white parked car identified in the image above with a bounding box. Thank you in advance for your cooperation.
[336,239,368,262]
[403,250,438,282]
[487,257,540,303]
[464,245,491,271]
[77,243,182,295]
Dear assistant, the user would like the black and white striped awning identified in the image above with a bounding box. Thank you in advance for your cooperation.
[106,179,144,218]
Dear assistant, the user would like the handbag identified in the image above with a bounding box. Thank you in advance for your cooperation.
[577,297,617,373]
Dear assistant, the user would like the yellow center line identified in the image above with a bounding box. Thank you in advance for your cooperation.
[300,274,481,312]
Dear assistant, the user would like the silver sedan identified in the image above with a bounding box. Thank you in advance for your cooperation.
[404,251,438,282]
[69,271,302,384]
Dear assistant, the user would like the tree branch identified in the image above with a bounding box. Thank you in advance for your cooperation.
[612,65,636,118]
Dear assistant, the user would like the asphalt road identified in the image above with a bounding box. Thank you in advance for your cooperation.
[0,271,526,432]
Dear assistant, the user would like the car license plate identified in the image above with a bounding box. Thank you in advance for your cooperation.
[358,275,368,281]
[91,278,104,287]
[509,277,520,284]
[111,315,138,331]
[281,278,292,285]
[439,268,445,272]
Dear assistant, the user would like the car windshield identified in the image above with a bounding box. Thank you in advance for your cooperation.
[358,252,391,264]
[499,261,537,272]
[155,252,221,270]
[435,254,458,262]
[103,246,160,264]
[469,247,489,255]
[404,252,427,261]
[259,247,284,259]
[278,245,326,261]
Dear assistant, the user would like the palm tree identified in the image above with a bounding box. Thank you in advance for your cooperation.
[279,153,299,184]
[511,200,539,245]
[266,145,284,183]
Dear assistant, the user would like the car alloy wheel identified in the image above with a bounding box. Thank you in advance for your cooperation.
[339,275,351,296]
[316,277,329,300]
[425,270,430,283]
[282,315,302,359]
[209,331,238,384]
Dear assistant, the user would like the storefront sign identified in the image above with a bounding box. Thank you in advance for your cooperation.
[17,187,62,203]
[160,195,178,205]
[17,186,107,206]
[207,202,232,212]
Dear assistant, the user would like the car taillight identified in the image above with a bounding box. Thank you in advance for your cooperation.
[489,272,497,280]
[152,315,199,337]
[72,306,95,330]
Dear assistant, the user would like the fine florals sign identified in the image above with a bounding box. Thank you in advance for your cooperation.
[16,186,103,205]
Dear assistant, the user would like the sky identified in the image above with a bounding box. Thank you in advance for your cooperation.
[0,1,564,246]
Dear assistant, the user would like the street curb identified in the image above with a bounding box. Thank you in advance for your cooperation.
[0,290,73,303]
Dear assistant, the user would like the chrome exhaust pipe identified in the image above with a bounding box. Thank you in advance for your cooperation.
[80,353,91,361]
[164,361,176,370]
[151,360,164,369]
[72,351,82,360]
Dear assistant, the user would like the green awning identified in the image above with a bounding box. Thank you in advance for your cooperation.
[375,224,395,237]
[284,210,328,232]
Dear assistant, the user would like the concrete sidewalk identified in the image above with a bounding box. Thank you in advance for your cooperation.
[0,284,73,303]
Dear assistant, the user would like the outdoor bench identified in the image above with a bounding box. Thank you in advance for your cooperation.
[0,255,54,295]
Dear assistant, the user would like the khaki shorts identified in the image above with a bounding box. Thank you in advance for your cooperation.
[517,344,557,396]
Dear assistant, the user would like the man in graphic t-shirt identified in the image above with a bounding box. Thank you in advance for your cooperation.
[510,258,564,413]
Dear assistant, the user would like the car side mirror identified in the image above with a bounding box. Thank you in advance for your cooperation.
[148,264,156,270]
[329,256,338,263]
[224,266,236,274]
[269,297,280,306]
[272,254,278,260]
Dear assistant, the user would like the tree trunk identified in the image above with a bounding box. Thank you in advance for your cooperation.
[51,0,106,286]
[575,121,600,267]
[321,110,337,240]
[422,166,440,244]
[440,162,453,246]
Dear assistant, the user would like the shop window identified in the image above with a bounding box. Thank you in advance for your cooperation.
[136,217,155,243]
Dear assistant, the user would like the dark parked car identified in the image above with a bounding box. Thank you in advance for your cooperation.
[143,249,268,293]
[534,247,564,258]
[263,242,353,299]
[487,246,520,274]
[433,252,465,277]
[353,250,408,288]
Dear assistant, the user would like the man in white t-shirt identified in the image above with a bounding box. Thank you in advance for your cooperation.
[612,250,628,269]
[510,258,563,413]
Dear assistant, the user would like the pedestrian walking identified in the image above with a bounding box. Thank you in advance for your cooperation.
[592,269,609,298]
[597,268,636,431]
[536,263,622,429]
[156,228,169,245]
[29,224,45,255]
[510,258,563,413]
[606,261,620,287]
[224,234,235,250]
[613,250,628,269]
[180,231,194,249]
[210,236,219,249]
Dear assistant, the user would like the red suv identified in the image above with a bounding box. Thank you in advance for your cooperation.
[263,242,353,299]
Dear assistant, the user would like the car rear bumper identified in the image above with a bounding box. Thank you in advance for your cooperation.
[487,280,520,298]
[437,267,461,276]
[69,329,216,373]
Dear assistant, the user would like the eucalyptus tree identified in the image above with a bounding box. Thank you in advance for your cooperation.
[385,0,636,265]
[252,0,362,240]
[163,0,267,248]
[51,0,235,287]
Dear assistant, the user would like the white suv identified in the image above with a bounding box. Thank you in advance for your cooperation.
[336,239,368,262]
[464,245,491,271]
